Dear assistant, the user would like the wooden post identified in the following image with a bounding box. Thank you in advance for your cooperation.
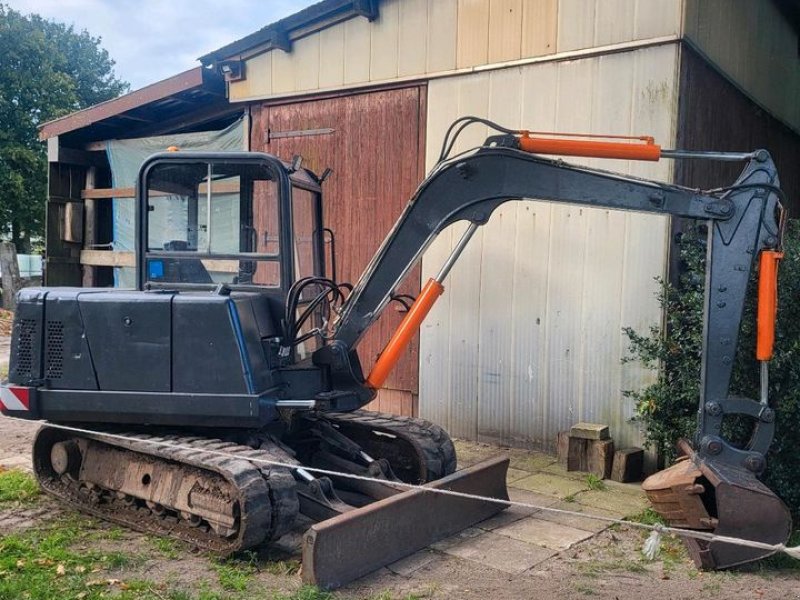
[82,166,97,287]
[0,242,21,311]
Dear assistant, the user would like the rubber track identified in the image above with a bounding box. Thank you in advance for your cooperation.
[33,426,299,554]
[323,410,457,482]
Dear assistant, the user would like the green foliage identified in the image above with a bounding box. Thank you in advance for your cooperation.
[0,468,40,503]
[585,474,606,491]
[624,222,800,516]
[0,4,128,249]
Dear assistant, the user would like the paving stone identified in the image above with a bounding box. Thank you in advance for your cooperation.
[511,472,588,499]
[387,549,439,577]
[430,527,484,552]
[494,516,595,550]
[508,452,557,473]
[476,503,538,531]
[438,529,555,574]
[572,488,649,518]
[453,440,497,468]
[505,467,531,484]
[530,501,614,533]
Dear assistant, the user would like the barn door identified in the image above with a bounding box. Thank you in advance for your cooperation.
[251,86,427,416]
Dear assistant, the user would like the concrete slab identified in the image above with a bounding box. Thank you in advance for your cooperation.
[508,452,557,473]
[511,472,588,499]
[505,467,530,483]
[494,516,594,550]
[475,487,564,530]
[530,501,615,533]
[430,527,484,552]
[438,529,555,575]
[453,440,498,468]
[387,550,440,577]
[572,488,649,518]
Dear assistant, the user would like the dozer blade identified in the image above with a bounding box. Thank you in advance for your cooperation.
[643,444,792,570]
[302,456,509,589]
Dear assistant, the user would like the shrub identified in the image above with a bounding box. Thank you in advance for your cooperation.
[624,221,800,517]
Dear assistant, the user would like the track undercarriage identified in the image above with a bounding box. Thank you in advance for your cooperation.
[32,410,508,587]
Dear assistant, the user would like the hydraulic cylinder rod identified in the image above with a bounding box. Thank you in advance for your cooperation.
[757,250,783,406]
[366,223,479,389]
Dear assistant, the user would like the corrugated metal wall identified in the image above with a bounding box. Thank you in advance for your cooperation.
[683,0,800,132]
[228,0,682,103]
[419,44,679,451]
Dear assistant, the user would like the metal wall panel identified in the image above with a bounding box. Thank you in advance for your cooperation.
[420,44,679,451]
[683,0,800,132]
[228,0,682,103]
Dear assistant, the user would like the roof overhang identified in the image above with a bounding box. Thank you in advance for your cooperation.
[199,0,379,66]
[39,67,236,145]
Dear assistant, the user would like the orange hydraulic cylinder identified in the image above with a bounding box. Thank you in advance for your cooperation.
[366,278,445,389]
[757,250,784,361]
[518,135,661,161]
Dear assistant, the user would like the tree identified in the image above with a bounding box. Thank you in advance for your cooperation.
[0,4,128,251]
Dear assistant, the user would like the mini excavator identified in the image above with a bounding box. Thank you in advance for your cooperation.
[1,117,792,586]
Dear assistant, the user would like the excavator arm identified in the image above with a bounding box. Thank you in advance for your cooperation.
[313,128,790,570]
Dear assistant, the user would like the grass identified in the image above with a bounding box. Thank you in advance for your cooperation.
[585,474,607,492]
[0,468,40,504]
[624,507,665,527]
[578,558,647,578]
[0,514,148,600]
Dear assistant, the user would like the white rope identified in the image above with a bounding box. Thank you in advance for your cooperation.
[2,416,798,561]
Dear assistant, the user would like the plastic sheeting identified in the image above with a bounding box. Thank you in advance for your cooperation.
[106,118,245,287]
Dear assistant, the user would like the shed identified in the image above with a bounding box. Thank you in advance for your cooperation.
[41,0,800,454]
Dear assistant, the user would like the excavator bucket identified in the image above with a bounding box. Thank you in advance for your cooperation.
[643,445,792,569]
[302,456,509,589]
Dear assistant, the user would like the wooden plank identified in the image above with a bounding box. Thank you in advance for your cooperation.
[521,0,557,58]
[370,0,400,80]
[488,0,522,63]
[456,0,490,68]
[80,250,135,267]
[398,0,428,77]
[82,166,97,287]
[272,47,297,94]
[427,0,457,72]
[231,51,272,101]
[294,35,320,91]
[343,15,371,84]
[62,202,83,244]
[81,181,241,200]
[318,24,345,89]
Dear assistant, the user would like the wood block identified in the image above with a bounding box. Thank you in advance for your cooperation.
[556,431,570,466]
[587,439,614,479]
[611,447,644,483]
[567,436,589,472]
[570,422,609,440]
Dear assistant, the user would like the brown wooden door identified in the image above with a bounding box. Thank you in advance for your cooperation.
[251,86,427,416]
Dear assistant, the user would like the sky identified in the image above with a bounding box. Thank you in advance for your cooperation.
[7,0,318,90]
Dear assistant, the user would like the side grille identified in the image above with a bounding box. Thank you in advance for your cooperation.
[15,319,36,378]
[46,321,64,380]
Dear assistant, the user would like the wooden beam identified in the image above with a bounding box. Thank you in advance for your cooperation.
[80,250,135,267]
[80,250,239,274]
[81,181,240,199]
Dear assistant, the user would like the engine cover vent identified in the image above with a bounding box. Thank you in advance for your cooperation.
[15,319,37,378]
[46,320,64,380]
